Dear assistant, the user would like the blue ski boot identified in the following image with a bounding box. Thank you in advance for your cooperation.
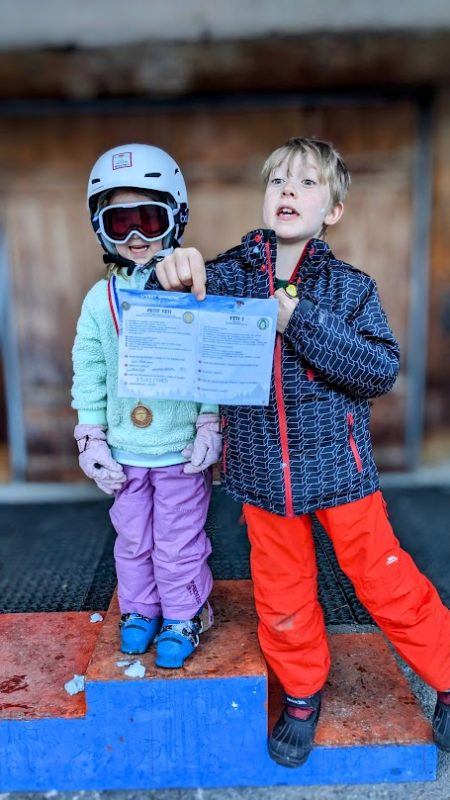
[120,613,162,655]
[155,601,213,669]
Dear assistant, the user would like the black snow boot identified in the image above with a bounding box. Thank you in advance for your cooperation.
[268,690,322,768]
[432,691,450,752]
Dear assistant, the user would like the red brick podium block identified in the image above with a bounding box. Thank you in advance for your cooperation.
[269,632,433,746]
[0,582,438,791]
[87,580,262,683]
[0,611,102,720]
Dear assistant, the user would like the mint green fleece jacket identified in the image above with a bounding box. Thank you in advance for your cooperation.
[71,270,216,456]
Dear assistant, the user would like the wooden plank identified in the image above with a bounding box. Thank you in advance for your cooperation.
[0,104,416,477]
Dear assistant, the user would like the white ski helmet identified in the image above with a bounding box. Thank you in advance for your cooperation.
[87,143,189,254]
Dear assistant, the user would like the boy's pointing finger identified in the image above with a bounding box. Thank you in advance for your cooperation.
[155,247,207,299]
[188,250,207,301]
[156,254,181,290]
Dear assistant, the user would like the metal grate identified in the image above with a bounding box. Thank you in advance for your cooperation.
[2,485,445,621]
[205,491,373,625]
[0,492,372,622]
[0,500,116,612]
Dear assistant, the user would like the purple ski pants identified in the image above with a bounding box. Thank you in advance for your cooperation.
[109,464,213,619]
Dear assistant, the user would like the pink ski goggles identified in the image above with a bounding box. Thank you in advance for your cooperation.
[98,201,174,244]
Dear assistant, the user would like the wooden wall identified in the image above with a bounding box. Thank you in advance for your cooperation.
[0,97,442,479]
[426,91,450,460]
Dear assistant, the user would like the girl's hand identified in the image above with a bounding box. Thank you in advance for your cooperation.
[74,424,127,495]
[182,414,222,474]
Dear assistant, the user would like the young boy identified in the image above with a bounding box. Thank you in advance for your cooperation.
[145,137,450,765]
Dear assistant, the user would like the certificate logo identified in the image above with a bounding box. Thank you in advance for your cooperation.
[183,312,194,324]
[257,318,270,330]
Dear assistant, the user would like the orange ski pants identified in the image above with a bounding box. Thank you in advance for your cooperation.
[243,490,450,697]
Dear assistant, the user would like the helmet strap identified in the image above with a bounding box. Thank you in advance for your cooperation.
[103,252,136,272]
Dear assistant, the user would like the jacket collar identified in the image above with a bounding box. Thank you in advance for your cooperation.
[241,230,331,274]
[241,229,276,268]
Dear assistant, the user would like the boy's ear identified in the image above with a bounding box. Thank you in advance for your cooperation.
[324,202,344,228]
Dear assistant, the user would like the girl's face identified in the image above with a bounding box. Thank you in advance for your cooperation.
[108,189,166,265]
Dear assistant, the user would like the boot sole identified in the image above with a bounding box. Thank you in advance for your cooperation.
[267,743,311,768]
[434,741,450,752]
[155,659,184,669]
[155,651,195,668]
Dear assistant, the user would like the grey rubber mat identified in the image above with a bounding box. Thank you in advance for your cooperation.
[0,486,448,622]
[205,488,373,625]
[0,501,116,613]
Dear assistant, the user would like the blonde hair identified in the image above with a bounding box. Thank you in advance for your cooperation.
[261,137,351,207]
[105,263,123,279]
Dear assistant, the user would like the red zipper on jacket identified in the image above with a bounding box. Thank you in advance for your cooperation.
[265,240,294,517]
[347,412,363,473]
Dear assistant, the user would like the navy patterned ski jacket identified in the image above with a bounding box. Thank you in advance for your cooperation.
[147,230,400,517]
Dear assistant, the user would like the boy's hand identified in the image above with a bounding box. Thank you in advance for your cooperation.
[156,247,207,300]
[274,288,299,334]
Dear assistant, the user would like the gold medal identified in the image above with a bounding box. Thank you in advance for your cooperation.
[285,283,298,299]
[130,404,153,428]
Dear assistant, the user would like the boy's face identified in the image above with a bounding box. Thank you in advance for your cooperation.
[262,153,343,247]
[108,189,166,264]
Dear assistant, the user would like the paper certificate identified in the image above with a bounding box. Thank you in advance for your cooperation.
[117,290,278,406]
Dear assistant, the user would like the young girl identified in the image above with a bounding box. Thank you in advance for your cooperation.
[71,143,221,668]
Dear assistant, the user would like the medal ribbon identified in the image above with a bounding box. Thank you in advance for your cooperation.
[107,276,120,335]
[107,276,153,427]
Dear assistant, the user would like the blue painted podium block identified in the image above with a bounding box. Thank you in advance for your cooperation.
[0,676,436,791]
[0,582,438,790]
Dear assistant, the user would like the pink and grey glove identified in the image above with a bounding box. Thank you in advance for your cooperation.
[74,424,127,495]
[182,414,222,474]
